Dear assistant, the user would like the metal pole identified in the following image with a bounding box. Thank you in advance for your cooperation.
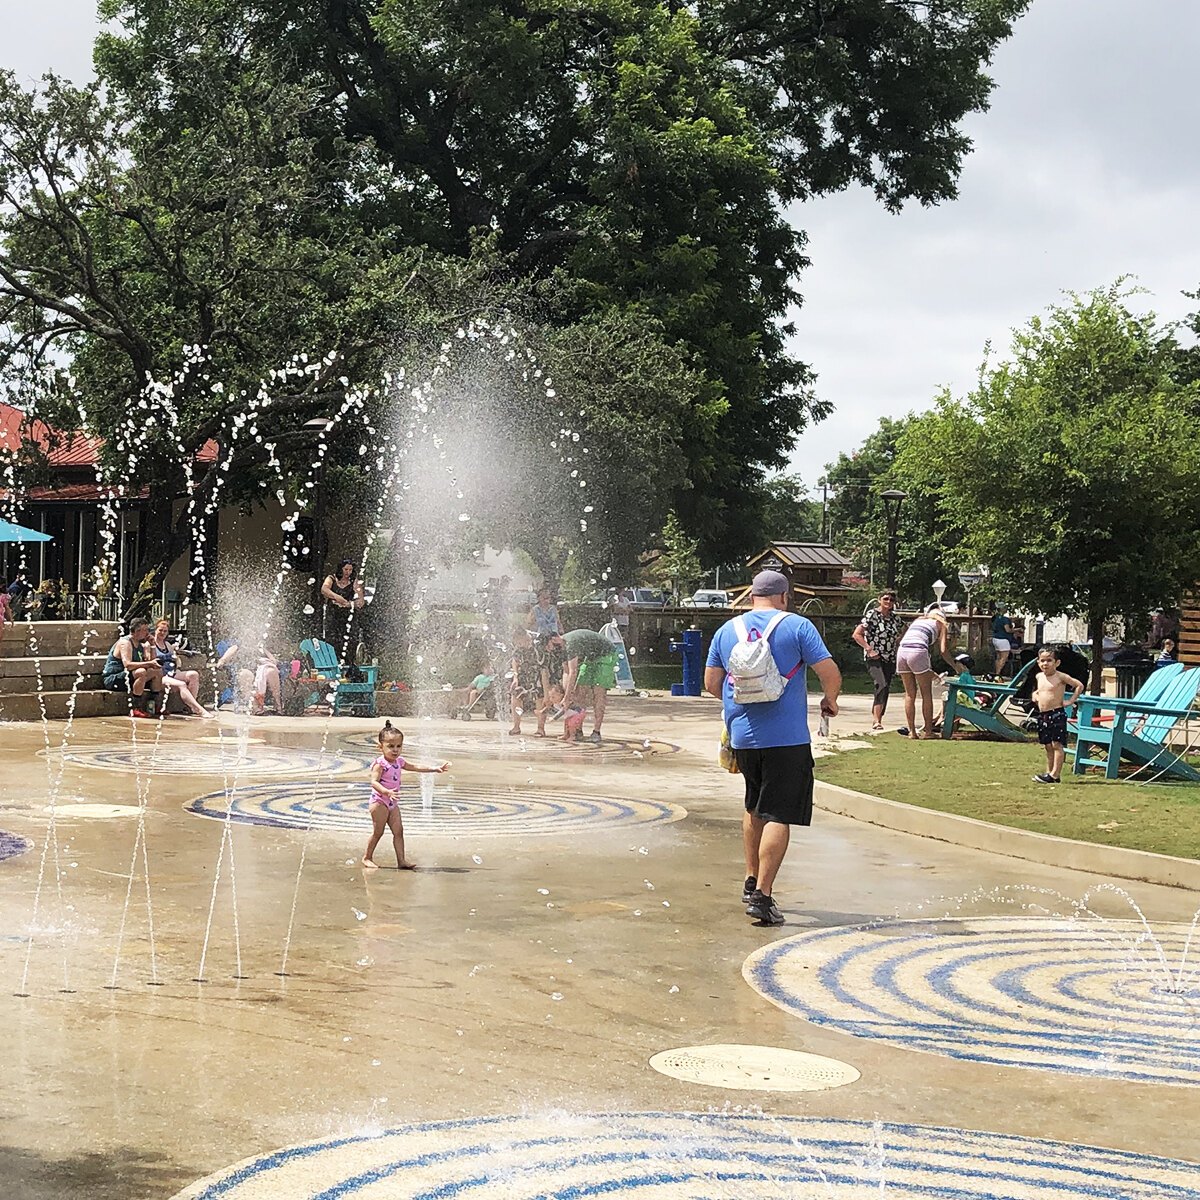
[886,533,898,591]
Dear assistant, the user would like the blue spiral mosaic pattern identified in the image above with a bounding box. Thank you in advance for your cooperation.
[170,1112,1200,1199]
[340,729,680,763]
[0,830,31,862]
[47,743,371,778]
[744,917,1200,1086]
[185,781,686,837]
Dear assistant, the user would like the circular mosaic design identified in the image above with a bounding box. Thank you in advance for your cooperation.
[0,831,31,861]
[648,1044,860,1092]
[185,781,686,837]
[46,744,370,778]
[744,917,1200,1086]
[170,1112,1200,1199]
[340,729,680,763]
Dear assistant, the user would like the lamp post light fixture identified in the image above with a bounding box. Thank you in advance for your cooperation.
[932,578,947,609]
[879,489,907,591]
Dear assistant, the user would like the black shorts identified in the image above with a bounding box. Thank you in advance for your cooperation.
[1036,706,1067,745]
[733,744,815,826]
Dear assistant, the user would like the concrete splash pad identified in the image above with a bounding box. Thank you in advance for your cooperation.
[185,780,687,836]
[171,1112,1200,1199]
[744,916,1200,1086]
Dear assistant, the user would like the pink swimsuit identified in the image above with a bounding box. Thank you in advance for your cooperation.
[372,755,405,808]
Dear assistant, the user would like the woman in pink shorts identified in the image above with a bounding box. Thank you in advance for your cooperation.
[896,606,952,740]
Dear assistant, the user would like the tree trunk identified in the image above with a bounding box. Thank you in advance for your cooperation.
[1088,612,1106,693]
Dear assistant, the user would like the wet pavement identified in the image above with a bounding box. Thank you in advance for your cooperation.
[1,694,1198,1197]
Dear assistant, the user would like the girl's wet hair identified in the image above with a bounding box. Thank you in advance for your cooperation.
[377,719,403,743]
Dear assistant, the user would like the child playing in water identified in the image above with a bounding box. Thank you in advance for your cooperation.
[1031,646,1084,784]
[508,627,542,735]
[363,720,450,869]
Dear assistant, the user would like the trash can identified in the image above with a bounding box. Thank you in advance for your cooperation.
[1113,658,1155,699]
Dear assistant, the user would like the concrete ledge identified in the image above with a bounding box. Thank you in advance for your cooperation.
[0,689,129,720]
[816,779,1200,892]
[0,621,118,658]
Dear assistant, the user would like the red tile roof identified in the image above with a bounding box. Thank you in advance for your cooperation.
[0,402,218,469]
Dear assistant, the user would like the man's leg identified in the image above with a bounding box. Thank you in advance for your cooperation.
[755,820,791,897]
[591,684,607,733]
[742,809,762,880]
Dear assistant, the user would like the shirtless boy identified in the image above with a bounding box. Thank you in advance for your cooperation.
[1031,646,1084,783]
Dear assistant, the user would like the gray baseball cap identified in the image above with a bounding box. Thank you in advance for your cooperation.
[750,569,789,597]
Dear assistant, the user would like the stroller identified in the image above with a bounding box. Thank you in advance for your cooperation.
[456,673,497,720]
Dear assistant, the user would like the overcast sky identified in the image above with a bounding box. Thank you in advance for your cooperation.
[4,1,1199,490]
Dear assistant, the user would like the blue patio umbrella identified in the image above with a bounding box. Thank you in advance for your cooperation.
[0,517,52,544]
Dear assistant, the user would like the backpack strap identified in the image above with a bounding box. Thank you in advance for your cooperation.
[763,610,805,679]
[733,615,751,643]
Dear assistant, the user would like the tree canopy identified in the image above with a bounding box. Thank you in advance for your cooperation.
[0,0,1029,590]
[896,284,1200,685]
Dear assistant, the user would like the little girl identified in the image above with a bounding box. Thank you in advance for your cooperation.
[363,720,450,869]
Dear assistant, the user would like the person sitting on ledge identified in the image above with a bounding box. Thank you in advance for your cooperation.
[102,618,163,718]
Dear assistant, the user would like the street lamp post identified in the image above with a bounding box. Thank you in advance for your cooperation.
[880,489,907,592]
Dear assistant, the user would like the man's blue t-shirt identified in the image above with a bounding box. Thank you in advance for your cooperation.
[991,613,1010,639]
[706,610,832,749]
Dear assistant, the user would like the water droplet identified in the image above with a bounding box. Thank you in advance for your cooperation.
[644,880,655,890]
[633,910,642,917]
[458,513,470,522]
[302,604,315,615]
[371,1059,381,1067]
[637,846,648,855]
[662,901,670,908]
[357,956,374,967]
[668,984,679,994]
[352,908,367,921]
[537,888,550,895]
[550,992,564,1001]
[472,855,483,864]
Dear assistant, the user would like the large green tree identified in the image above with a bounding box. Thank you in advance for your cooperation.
[84,0,1028,565]
[897,285,1200,687]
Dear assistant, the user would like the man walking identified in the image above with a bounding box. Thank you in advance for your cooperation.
[704,570,841,926]
[852,589,903,730]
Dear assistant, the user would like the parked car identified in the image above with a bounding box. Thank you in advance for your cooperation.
[682,589,729,608]
[628,588,668,609]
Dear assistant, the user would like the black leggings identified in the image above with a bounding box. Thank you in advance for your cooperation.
[867,658,895,710]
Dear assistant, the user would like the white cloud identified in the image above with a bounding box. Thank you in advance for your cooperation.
[786,0,1200,483]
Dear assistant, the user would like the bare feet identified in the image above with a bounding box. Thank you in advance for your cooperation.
[398,860,417,870]
[507,726,520,735]
[362,857,379,869]
[908,733,921,741]
[921,732,938,739]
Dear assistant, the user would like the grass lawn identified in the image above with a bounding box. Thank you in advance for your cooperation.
[816,735,1200,860]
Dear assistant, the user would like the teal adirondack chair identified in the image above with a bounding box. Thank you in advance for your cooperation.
[300,638,378,717]
[942,658,1040,741]
[1069,664,1200,781]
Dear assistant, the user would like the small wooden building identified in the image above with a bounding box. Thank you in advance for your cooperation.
[1181,592,1200,665]
[730,542,859,613]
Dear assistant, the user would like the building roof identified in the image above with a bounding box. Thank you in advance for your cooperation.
[747,542,853,570]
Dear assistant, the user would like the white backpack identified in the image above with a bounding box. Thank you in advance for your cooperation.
[727,612,801,703]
